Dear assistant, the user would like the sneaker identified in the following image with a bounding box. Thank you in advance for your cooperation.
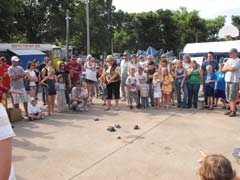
[229,111,237,117]
[224,110,232,115]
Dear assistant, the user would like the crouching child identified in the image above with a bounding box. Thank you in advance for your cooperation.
[28,97,45,120]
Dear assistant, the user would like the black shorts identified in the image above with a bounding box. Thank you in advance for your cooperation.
[214,90,226,99]
[206,86,214,97]
[85,79,96,84]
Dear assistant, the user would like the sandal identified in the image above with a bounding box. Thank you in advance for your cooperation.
[104,107,110,111]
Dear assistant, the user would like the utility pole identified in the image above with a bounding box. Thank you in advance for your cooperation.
[65,9,71,61]
[86,0,90,54]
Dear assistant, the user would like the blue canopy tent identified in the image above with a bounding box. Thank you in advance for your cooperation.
[7,49,46,68]
[146,46,158,56]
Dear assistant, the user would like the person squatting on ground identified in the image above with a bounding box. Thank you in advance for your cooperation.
[79,81,89,111]
[41,69,56,116]
[71,81,85,111]
[125,68,140,109]
[205,65,216,110]
[28,97,45,120]
[152,72,162,109]
[222,48,240,117]
[8,56,29,117]
[55,75,68,113]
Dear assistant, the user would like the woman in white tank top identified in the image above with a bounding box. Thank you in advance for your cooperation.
[26,61,38,98]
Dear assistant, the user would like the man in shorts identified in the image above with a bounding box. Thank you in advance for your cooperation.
[8,56,28,117]
[222,48,240,117]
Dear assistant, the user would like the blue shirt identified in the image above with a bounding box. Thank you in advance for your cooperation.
[215,71,225,91]
[206,72,216,88]
[201,60,219,78]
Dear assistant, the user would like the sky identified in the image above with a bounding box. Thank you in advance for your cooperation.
[112,0,240,24]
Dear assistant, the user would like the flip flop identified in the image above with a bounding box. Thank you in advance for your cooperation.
[104,107,110,111]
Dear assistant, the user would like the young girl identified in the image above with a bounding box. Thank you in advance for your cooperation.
[41,69,56,116]
[162,68,173,109]
[99,68,108,106]
[152,72,162,109]
[84,54,96,105]
[55,75,67,112]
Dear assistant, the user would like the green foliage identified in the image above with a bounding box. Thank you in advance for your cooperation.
[0,1,231,56]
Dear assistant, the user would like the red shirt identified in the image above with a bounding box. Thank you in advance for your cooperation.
[0,85,9,101]
[0,63,10,87]
[66,61,82,81]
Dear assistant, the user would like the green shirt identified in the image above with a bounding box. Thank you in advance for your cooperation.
[188,69,200,84]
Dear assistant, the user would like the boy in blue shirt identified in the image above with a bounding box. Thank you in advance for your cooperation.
[205,65,216,110]
[214,63,226,109]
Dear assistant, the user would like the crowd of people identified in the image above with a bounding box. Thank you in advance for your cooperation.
[0,48,240,179]
[0,48,239,119]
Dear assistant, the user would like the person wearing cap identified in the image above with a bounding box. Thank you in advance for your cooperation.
[201,52,219,107]
[222,48,240,117]
[8,56,29,117]
[120,52,129,101]
[28,97,45,120]
[66,55,82,86]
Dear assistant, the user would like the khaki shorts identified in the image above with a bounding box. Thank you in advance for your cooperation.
[226,82,239,101]
[12,88,28,104]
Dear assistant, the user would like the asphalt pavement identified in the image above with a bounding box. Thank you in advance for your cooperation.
[12,99,240,180]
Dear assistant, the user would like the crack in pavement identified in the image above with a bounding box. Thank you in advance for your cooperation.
[68,109,182,180]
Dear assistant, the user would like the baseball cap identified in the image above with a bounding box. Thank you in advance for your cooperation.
[230,48,238,53]
[30,97,36,102]
[11,56,20,62]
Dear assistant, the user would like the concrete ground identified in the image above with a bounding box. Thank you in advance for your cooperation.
[12,99,240,180]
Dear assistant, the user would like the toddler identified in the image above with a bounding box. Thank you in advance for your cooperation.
[28,97,45,120]
[162,68,173,109]
[56,75,67,112]
[152,72,162,109]
[139,77,149,108]
[205,65,216,110]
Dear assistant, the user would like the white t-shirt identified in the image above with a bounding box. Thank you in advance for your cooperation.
[0,104,15,141]
[135,72,147,83]
[224,57,240,83]
[80,87,88,99]
[28,104,42,114]
[0,104,16,180]
[125,75,140,92]
[26,69,37,86]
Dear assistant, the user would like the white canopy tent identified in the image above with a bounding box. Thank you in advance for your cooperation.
[183,40,240,56]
